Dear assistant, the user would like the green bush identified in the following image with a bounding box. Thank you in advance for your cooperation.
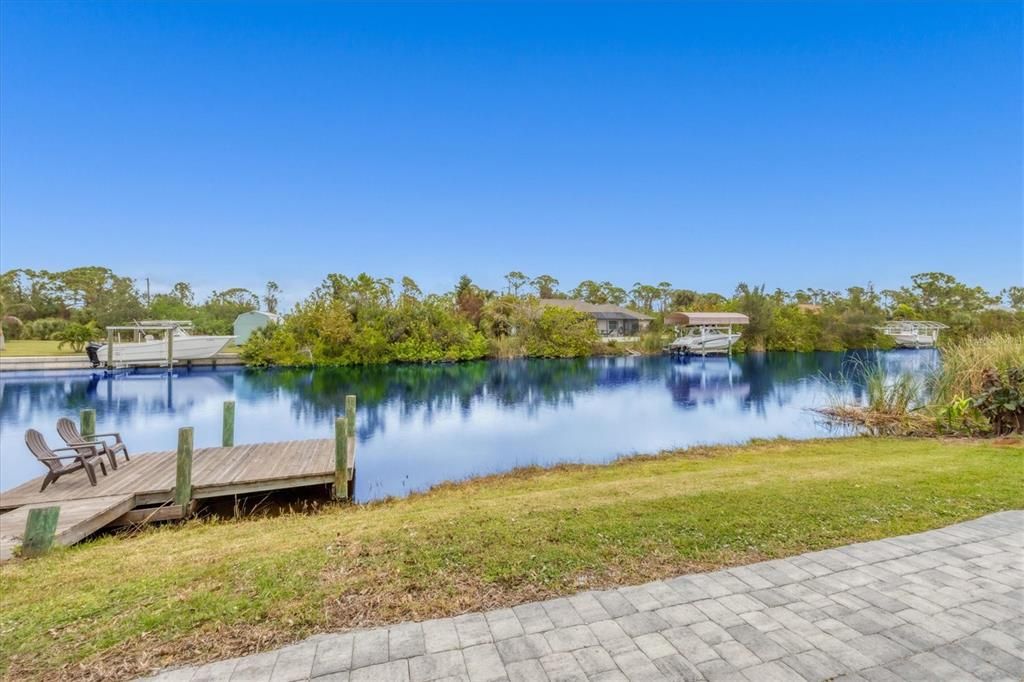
[973,367,1024,435]
[54,322,101,352]
[1,316,24,340]
[23,317,68,340]
[521,307,598,358]
[243,286,489,366]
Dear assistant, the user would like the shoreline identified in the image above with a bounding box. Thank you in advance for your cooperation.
[0,352,246,373]
[1,436,1020,680]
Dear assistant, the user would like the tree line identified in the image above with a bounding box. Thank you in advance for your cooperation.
[1,266,1021,362]
[0,267,278,349]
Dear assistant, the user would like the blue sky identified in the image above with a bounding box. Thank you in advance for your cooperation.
[1,1,1021,304]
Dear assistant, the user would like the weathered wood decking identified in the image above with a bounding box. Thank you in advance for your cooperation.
[0,495,136,560]
[0,438,354,558]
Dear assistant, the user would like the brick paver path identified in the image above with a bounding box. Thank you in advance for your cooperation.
[144,511,1023,681]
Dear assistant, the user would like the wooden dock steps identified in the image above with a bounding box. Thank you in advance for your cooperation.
[0,494,136,560]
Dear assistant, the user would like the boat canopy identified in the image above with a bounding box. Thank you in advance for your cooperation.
[666,312,749,327]
[876,321,948,331]
[137,320,195,328]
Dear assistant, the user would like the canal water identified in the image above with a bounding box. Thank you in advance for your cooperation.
[0,350,939,502]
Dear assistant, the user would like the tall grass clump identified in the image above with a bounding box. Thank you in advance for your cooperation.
[930,333,1024,405]
[930,334,1024,435]
[820,335,1024,436]
[639,330,670,354]
[819,357,932,435]
[863,362,923,415]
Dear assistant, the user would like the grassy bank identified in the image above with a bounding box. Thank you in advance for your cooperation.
[1,437,1021,680]
[0,340,242,358]
[0,340,79,356]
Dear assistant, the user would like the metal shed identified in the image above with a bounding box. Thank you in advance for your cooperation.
[233,311,281,344]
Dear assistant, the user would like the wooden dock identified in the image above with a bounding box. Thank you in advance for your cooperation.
[0,438,354,560]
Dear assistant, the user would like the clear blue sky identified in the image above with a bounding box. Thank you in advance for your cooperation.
[1,1,1021,303]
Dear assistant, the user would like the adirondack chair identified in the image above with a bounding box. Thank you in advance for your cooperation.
[26,429,108,492]
[56,417,130,470]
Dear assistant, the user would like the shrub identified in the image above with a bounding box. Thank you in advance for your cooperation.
[521,307,598,358]
[935,394,989,436]
[23,317,68,340]
[54,322,101,352]
[973,367,1024,435]
[1,315,24,340]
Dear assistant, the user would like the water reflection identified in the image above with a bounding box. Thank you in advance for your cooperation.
[0,350,939,501]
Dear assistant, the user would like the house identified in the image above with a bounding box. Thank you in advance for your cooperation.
[539,299,653,337]
[233,311,282,344]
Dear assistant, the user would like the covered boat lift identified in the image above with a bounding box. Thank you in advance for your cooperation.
[665,312,750,356]
[876,321,947,348]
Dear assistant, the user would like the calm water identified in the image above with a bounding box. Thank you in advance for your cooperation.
[0,351,939,502]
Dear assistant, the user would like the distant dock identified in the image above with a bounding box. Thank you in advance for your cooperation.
[0,352,244,373]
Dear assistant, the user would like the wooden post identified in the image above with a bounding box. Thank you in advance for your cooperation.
[22,507,60,558]
[222,400,235,447]
[334,417,348,500]
[80,409,96,441]
[174,427,193,507]
[166,328,174,369]
[345,394,357,479]
[106,328,114,368]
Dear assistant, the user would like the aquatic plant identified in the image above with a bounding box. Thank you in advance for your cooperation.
[820,334,1024,436]
[819,358,932,436]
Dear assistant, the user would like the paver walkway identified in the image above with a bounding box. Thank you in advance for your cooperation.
[144,512,1024,681]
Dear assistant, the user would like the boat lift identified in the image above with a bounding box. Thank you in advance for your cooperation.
[88,321,192,370]
[875,321,947,349]
[665,312,750,357]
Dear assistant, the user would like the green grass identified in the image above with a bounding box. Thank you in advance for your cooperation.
[1,437,1021,680]
[0,340,79,356]
[0,340,242,357]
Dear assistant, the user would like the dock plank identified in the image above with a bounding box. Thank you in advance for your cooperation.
[0,494,136,560]
[0,439,341,511]
[0,438,348,556]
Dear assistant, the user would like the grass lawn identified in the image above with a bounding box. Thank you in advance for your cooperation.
[0,340,79,356]
[1,437,1021,680]
[0,340,242,357]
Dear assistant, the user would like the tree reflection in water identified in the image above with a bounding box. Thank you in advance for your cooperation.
[0,351,940,497]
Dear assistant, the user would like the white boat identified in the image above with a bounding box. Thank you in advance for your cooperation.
[666,312,749,355]
[876,321,947,349]
[669,328,743,354]
[87,322,234,367]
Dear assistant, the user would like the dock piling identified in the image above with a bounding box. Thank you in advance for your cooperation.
[346,393,358,473]
[80,409,96,441]
[345,394,357,496]
[174,427,194,507]
[334,417,348,500]
[222,401,235,447]
[22,506,60,558]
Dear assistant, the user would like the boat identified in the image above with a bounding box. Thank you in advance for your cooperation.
[665,312,749,355]
[86,321,234,367]
[876,321,947,349]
